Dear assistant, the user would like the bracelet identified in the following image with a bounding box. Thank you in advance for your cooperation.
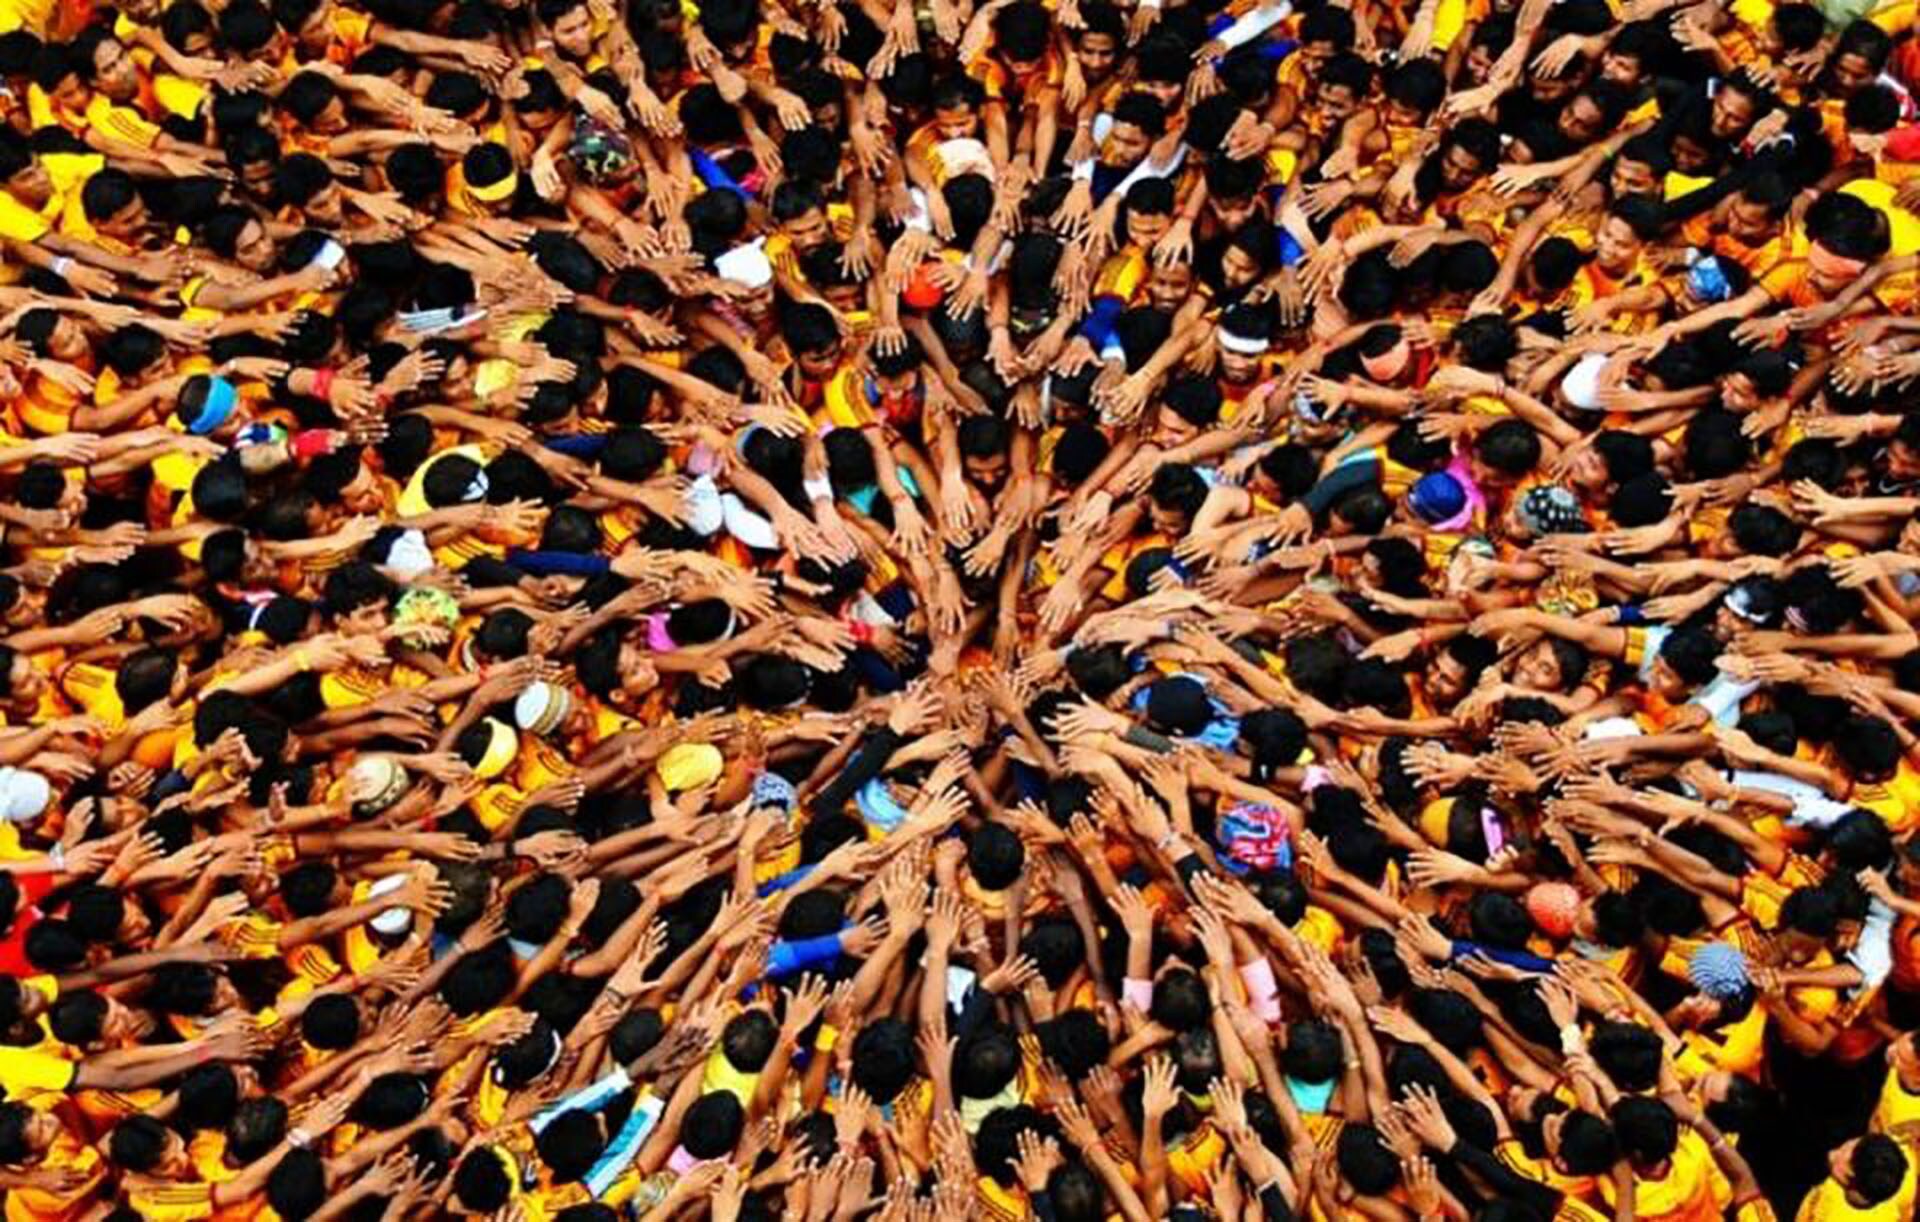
[814,1023,840,1053]
[50,256,71,276]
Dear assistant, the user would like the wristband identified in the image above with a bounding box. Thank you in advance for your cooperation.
[312,367,336,401]
[288,1127,312,1149]
[814,1023,840,1053]
[845,619,875,645]
[291,429,337,460]
[50,256,71,276]
[48,844,63,871]
[1558,1024,1586,1055]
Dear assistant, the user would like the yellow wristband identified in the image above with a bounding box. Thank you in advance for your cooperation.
[814,1024,840,1053]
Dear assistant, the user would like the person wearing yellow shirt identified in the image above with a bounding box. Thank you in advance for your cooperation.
[113,1080,356,1222]
[0,1099,104,1222]
[1796,1135,1915,1222]
[1601,1098,1730,1222]
[0,129,152,294]
[1873,1032,1920,1148]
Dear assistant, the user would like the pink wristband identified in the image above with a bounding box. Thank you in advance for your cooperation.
[1123,977,1154,1014]
[312,367,335,401]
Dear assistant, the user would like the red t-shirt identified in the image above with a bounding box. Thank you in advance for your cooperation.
[0,873,60,976]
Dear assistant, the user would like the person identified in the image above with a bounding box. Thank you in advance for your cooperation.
[7,0,1920,1214]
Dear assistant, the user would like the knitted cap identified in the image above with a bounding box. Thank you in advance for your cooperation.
[1525,882,1581,939]
[1687,942,1751,1001]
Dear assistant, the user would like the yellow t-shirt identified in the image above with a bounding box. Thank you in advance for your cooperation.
[1873,1065,1920,1146]
[1848,759,1920,835]
[1795,1162,1917,1222]
[4,1124,102,1222]
[1599,1128,1729,1222]
[128,1181,216,1222]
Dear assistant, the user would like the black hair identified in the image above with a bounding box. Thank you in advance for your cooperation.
[955,1024,1022,1098]
[1611,1096,1680,1167]
[1592,1021,1664,1092]
[969,823,1026,891]
[109,1116,170,1171]
[1336,1124,1401,1194]
[301,993,360,1050]
[680,1091,744,1158]
[849,1017,916,1103]
[721,1009,777,1072]
[1850,1134,1909,1205]
[1475,420,1543,478]
[1036,1010,1111,1077]
[453,1148,513,1211]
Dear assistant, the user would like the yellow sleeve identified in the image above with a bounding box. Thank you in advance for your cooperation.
[0,823,34,861]
[0,192,50,243]
[0,1045,79,1094]
[85,95,161,149]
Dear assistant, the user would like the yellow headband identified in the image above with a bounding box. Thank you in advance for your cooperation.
[467,169,519,203]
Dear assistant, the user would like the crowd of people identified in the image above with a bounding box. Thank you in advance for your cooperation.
[3,0,1920,1211]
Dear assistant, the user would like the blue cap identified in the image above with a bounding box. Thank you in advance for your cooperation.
[1687,942,1751,1001]
[752,771,797,813]
[1408,471,1467,524]
[1688,255,1732,304]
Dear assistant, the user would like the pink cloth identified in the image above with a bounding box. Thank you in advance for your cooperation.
[1240,958,1282,1023]
[1442,453,1488,531]
[646,613,677,653]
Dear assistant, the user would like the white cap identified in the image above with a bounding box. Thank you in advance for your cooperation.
[1562,352,1609,411]
[384,528,433,575]
[0,768,49,823]
[513,681,573,737]
[346,755,408,815]
[367,872,413,938]
[715,239,772,290]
